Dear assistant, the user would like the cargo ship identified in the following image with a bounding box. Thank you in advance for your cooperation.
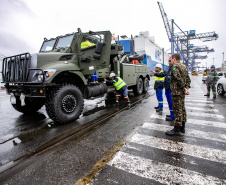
[116,31,170,74]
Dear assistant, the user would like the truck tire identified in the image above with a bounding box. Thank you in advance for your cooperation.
[45,84,84,124]
[12,97,45,114]
[143,77,149,93]
[133,78,143,95]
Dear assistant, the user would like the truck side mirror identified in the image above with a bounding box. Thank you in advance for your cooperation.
[93,42,103,60]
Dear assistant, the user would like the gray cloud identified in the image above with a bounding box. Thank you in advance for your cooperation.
[0,30,36,57]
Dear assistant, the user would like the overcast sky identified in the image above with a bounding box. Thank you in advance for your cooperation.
[0,0,225,69]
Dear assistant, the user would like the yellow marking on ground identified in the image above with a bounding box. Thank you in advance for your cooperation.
[74,139,126,185]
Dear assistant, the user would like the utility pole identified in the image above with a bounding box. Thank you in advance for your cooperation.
[162,48,164,71]
[213,58,214,65]
[223,52,224,65]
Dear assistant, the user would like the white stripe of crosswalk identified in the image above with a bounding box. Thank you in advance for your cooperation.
[142,122,226,143]
[128,133,226,164]
[163,105,219,113]
[150,114,226,129]
[151,110,224,119]
[185,102,215,107]
[188,112,224,119]
[108,151,226,185]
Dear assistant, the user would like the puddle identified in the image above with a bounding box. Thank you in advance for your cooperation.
[0,137,21,153]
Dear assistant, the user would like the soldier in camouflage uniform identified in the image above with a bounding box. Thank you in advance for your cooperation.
[204,65,219,98]
[165,53,191,136]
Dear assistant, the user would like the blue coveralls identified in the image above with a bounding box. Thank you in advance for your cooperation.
[155,67,175,119]
[154,71,164,110]
[91,71,98,82]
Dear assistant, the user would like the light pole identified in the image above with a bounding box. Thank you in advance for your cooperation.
[223,52,224,67]
[213,58,214,66]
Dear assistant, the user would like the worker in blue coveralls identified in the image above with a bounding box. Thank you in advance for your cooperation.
[152,64,165,112]
[151,56,175,120]
[91,71,98,83]
[104,72,130,106]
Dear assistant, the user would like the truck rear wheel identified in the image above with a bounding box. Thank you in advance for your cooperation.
[143,77,149,93]
[45,84,84,124]
[12,97,45,114]
[133,78,143,95]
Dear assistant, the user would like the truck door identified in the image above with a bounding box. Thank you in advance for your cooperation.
[78,32,111,76]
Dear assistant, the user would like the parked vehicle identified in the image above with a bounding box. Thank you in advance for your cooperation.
[217,73,226,95]
[192,70,198,76]
[1,29,150,124]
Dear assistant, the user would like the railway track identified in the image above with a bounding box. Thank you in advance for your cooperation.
[0,93,149,181]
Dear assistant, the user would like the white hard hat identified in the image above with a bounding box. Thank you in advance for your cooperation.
[109,72,116,78]
[155,64,162,69]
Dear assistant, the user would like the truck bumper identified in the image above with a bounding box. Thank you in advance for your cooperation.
[5,83,57,98]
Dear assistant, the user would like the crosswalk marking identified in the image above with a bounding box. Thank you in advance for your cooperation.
[90,79,226,184]
[185,102,215,107]
[142,122,226,143]
[188,111,224,119]
[163,105,219,112]
[108,151,226,185]
[150,114,226,128]
[150,111,224,119]
[128,133,226,165]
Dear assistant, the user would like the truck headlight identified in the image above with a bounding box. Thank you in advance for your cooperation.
[38,74,44,82]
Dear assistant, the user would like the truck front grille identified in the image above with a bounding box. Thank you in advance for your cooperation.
[2,53,31,83]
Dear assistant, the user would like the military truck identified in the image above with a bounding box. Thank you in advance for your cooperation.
[1,28,150,124]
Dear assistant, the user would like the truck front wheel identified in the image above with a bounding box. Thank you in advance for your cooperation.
[12,97,45,114]
[45,84,84,124]
[133,78,143,95]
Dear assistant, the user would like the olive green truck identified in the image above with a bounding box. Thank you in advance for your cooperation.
[1,28,150,124]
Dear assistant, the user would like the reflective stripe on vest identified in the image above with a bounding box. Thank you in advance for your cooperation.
[113,77,126,90]
[154,70,165,86]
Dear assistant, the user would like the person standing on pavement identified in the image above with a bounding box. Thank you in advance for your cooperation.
[150,56,175,121]
[153,64,165,112]
[204,65,219,98]
[165,53,191,136]
[104,73,130,106]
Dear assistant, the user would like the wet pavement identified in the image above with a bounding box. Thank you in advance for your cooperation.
[89,76,226,184]
[0,76,226,184]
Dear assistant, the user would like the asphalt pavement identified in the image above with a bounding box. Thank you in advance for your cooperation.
[88,76,226,185]
[0,76,226,185]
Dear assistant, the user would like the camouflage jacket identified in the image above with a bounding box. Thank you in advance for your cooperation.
[170,62,191,96]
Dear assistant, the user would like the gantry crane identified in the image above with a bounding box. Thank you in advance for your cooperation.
[157,1,218,70]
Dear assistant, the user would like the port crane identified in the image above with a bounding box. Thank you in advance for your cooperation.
[157,1,218,70]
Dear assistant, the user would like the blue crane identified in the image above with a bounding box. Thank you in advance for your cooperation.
[157,1,218,70]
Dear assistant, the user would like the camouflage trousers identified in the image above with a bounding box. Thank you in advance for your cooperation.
[206,83,216,95]
[172,95,186,127]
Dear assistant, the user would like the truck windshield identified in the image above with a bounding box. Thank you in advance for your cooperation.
[55,34,74,49]
[40,39,56,52]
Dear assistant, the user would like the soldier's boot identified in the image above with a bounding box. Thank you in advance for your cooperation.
[180,122,185,133]
[165,126,180,136]
[156,108,163,112]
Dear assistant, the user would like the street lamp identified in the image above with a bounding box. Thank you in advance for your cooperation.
[213,58,214,65]
[223,52,224,66]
